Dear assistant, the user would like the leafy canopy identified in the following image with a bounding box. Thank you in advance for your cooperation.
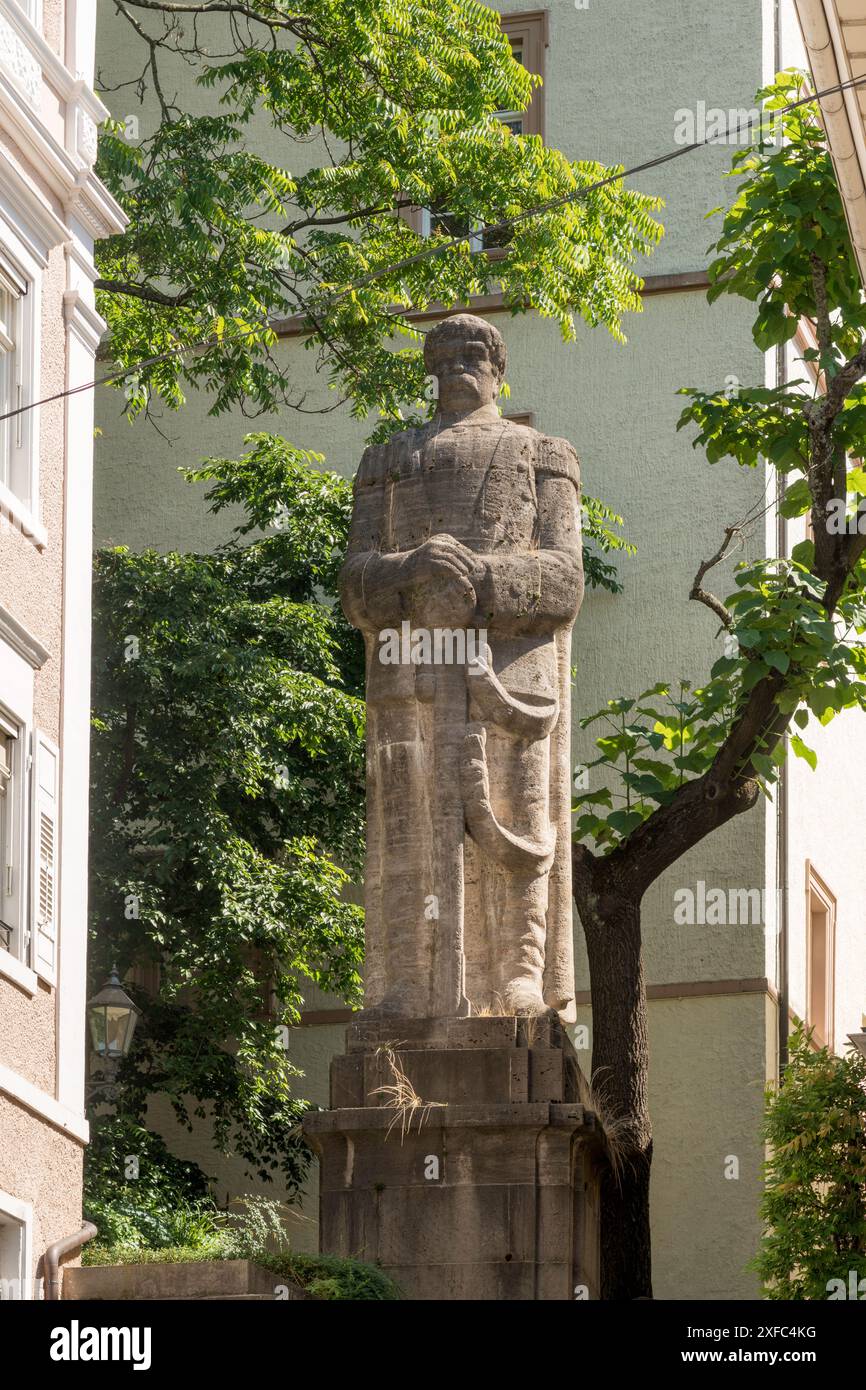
[754,1027,866,1300]
[573,72,866,853]
[97,0,663,418]
[90,434,365,1185]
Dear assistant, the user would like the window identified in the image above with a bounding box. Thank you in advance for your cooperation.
[504,410,535,428]
[0,701,59,985]
[806,863,836,1050]
[416,205,483,251]
[0,1190,32,1300]
[0,1212,26,1301]
[0,709,23,960]
[406,12,548,249]
[0,248,35,512]
[499,11,548,140]
[12,0,41,25]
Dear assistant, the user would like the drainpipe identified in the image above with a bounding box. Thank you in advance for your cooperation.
[40,1222,97,1301]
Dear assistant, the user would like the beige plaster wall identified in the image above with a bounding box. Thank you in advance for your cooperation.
[574,991,776,1300]
[42,0,65,59]
[0,1094,84,1288]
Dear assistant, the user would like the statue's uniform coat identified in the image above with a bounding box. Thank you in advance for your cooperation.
[341,413,583,1019]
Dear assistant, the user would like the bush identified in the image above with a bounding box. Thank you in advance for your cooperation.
[83,1231,403,1300]
[260,1252,402,1301]
[84,1115,218,1254]
[755,1026,866,1299]
[83,1120,403,1299]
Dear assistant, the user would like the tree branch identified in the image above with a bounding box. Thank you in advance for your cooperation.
[116,0,301,25]
[689,524,739,628]
[95,278,195,308]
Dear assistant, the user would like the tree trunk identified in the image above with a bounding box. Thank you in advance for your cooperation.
[580,885,653,1300]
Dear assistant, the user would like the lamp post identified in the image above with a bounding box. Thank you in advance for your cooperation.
[87,966,141,1101]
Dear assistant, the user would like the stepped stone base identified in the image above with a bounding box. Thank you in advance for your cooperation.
[303,1014,604,1300]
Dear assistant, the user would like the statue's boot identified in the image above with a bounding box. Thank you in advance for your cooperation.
[497,878,548,1015]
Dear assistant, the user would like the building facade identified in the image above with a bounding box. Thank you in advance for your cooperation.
[0,0,124,1299]
[91,0,866,1299]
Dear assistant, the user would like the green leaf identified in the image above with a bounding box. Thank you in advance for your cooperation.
[790,734,817,770]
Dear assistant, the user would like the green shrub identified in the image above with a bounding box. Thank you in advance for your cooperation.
[82,1238,403,1300]
[261,1252,402,1301]
[83,1120,402,1299]
[755,1026,866,1299]
[84,1116,217,1256]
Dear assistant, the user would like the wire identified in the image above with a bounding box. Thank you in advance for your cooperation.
[1,72,863,426]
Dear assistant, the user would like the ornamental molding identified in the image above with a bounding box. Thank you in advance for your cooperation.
[0,12,40,108]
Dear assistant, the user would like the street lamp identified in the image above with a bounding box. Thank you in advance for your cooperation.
[87,966,140,1068]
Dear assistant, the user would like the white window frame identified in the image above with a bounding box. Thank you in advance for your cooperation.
[806,861,836,1051]
[0,637,35,994]
[0,221,41,543]
[417,207,483,252]
[9,0,42,30]
[0,706,26,961]
[0,1189,33,1301]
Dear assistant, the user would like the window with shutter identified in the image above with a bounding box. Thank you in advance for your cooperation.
[31,730,59,984]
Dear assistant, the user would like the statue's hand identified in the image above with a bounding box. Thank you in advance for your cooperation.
[405,535,477,623]
[408,534,476,586]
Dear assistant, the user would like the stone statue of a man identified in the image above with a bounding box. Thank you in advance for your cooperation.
[340,313,583,1020]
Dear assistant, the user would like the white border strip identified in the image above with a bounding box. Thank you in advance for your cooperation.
[0,1062,88,1144]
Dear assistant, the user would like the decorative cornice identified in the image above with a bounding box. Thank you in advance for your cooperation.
[0,602,50,669]
[0,3,126,245]
[0,148,70,263]
[0,1,107,125]
[69,170,127,242]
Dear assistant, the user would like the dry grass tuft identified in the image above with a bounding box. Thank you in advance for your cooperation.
[368,1045,446,1142]
[574,1065,636,1184]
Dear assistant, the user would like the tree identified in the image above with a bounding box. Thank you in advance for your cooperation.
[755,1026,866,1300]
[89,0,660,1185]
[572,71,866,1299]
[96,0,662,422]
[91,434,365,1187]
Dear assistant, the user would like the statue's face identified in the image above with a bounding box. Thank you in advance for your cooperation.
[430,333,500,412]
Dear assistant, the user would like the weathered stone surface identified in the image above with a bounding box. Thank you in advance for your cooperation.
[304,1021,603,1300]
[340,314,584,1020]
[62,1260,307,1301]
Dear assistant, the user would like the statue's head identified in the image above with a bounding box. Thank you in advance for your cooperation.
[423,313,506,413]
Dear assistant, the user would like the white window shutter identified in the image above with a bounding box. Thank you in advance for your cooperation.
[31,731,59,984]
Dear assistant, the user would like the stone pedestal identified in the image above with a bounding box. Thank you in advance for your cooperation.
[303,1015,604,1300]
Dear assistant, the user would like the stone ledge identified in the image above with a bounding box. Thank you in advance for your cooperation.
[62,1259,308,1302]
[345,1013,565,1053]
[304,1100,593,1134]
